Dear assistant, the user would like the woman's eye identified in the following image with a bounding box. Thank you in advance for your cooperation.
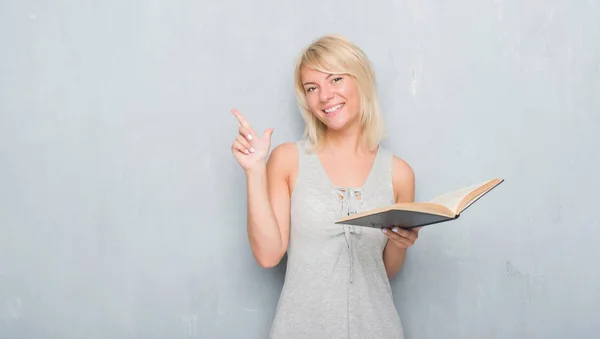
[333,77,342,83]
[306,86,316,92]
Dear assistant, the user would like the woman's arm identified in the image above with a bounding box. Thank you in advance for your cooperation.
[382,156,418,279]
[245,143,296,268]
[231,109,295,268]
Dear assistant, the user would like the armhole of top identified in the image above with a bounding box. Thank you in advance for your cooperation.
[385,148,398,204]
[289,140,304,200]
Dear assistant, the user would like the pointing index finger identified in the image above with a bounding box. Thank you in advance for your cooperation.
[231,108,251,128]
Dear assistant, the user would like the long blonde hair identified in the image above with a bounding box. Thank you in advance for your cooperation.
[293,35,385,151]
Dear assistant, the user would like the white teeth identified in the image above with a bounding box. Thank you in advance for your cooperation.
[324,104,344,114]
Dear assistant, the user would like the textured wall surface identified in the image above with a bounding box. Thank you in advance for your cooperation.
[1,0,599,338]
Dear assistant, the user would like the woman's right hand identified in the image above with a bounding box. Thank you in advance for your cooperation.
[231,108,274,173]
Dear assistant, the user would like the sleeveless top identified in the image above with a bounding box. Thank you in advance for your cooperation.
[268,140,405,339]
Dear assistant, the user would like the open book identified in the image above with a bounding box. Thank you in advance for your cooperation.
[335,178,504,229]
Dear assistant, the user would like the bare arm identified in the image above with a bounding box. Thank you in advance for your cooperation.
[382,156,417,279]
[245,143,295,268]
[230,109,294,268]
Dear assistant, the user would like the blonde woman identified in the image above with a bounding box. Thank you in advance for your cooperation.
[231,35,419,338]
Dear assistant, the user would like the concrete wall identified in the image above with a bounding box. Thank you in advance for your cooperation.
[1,0,598,338]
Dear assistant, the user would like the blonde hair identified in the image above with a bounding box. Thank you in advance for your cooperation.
[293,35,385,151]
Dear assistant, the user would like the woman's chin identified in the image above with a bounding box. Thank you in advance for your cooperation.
[316,111,360,131]
[323,118,357,132]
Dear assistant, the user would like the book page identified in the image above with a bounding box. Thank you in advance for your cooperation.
[428,181,488,214]
[460,189,488,211]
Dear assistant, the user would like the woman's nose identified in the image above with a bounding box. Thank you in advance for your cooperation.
[320,86,334,102]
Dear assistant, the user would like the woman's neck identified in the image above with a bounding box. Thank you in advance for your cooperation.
[321,125,370,155]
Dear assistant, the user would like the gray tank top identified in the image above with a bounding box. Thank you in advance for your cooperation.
[268,140,405,339]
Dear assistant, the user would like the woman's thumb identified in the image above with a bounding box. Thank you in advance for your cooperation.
[263,128,274,139]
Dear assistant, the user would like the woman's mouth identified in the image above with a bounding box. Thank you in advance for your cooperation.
[323,103,344,116]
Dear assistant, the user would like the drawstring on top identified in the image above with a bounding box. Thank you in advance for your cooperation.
[334,187,364,283]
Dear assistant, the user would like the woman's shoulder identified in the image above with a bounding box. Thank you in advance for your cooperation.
[383,148,415,202]
[267,141,301,175]
[391,155,413,176]
[377,146,412,172]
[270,140,301,158]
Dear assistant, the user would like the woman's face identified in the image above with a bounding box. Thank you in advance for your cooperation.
[300,67,362,132]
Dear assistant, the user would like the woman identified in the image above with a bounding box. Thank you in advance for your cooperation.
[230,35,419,338]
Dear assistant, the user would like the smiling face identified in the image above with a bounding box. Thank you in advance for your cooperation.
[300,67,362,132]
[293,35,385,151]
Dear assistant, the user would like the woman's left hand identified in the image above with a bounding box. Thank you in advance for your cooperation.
[381,226,421,249]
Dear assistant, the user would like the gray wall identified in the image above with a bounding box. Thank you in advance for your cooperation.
[1,0,599,338]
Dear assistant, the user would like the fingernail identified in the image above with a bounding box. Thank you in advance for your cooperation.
[381,228,387,233]
[392,227,398,233]
[244,149,249,154]
[250,147,255,153]
[247,134,253,140]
